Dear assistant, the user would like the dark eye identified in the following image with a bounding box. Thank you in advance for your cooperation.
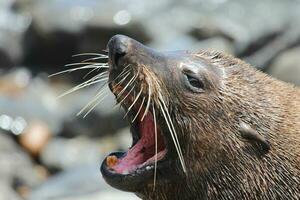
[185,74,204,90]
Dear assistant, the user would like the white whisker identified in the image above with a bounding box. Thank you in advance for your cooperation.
[82,67,104,79]
[82,93,109,118]
[141,83,151,121]
[56,73,108,99]
[117,73,138,98]
[113,83,136,109]
[109,64,131,84]
[158,96,187,173]
[72,53,108,57]
[114,72,131,87]
[124,87,143,119]
[152,106,158,191]
[81,56,108,63]
[65,62,109,67]
[132,97,145,123]
[49,64,107,77]
[77,83,109,116]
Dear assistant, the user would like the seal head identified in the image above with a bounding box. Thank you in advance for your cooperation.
[101,35,300,199]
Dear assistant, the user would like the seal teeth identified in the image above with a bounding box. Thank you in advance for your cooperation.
[106,155,118,168]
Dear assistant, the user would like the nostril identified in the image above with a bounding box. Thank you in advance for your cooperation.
[114,48,126,66]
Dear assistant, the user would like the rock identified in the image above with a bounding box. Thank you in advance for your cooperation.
[192,37,234,54]
[19,121,52,156]
[0,0,31,67]
[0,68,127,138]
[0,69,63,135]
[40,130,131,170]
[0,49,14,68]
[0,132,46,200]
[57,85,127,138]
[7,0,300,75]
[268,46,300,85]
[114,127,132,150]
[244,24,300,69]
[20,0,151,74]
[29,165,138,200]
[0,133,41,187]
[0,182,22,200]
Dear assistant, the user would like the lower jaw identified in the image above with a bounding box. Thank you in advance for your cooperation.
[100,151,162,192]
[100,149,183,193]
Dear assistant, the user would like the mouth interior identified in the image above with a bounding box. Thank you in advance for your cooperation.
[109,108,167,174]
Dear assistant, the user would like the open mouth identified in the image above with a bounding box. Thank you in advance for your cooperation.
[101,83,168,191]
[110,110,166,174]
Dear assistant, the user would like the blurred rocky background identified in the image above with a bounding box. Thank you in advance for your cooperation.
[0,0,299,199]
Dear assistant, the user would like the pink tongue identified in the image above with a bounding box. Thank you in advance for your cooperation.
[112,113,155,174]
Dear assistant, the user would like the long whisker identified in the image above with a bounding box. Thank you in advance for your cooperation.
[82,67,103,79]
[132,97,145,123]
[80,57,108,64]
[76,83,109,116]
[159,95,185,166]
[113,83,136,109]
[78,65,132,116]
[65,62,109,67]
[158,96,187,173]
[141,83,151,121]
[152,106,158,191]
[110,64,131,85]
[116,73,138,99]
[115,67,139,98]
[124,87,143,119]
[51,52,111,118]
[114,72,131,88]
[72,53,107,57]
[83,93,109,118]
[49,64,107,77]
[56,72,108,98]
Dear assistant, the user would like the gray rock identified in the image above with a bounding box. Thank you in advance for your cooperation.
[0,133,40,187]
[0,0,31,67]
[268,46,300,86]
[40,130,131,170]
[29,165,139,200]
[0,182,22,200]
[0,69,63,135]
[142,0,300,52]
[20,0,151,71]
[244,24,300,69]
[0,69,126,137]
[10,0,300,62]
[59,85,128,137]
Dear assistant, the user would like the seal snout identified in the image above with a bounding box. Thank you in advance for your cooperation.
[107,34,131,70]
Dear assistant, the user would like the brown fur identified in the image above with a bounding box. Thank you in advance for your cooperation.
[137,51,300,199]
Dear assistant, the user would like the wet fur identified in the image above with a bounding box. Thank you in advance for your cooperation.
[137,51,300,199]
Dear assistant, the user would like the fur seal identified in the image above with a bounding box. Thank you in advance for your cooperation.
[100,35,300,200]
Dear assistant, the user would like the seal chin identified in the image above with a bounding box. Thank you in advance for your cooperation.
[101,103,168,192]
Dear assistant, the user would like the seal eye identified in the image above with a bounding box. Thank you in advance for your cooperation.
[185,73,204,91]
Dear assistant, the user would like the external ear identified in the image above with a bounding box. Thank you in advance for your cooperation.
[239,122,271,153]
